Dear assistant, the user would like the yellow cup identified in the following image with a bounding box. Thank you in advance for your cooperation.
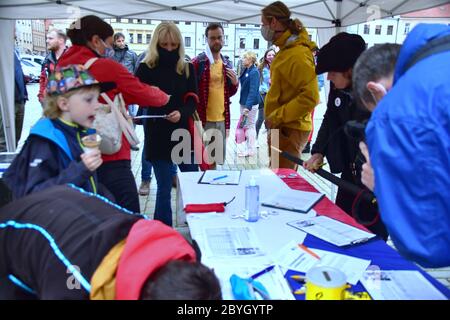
[305,266,347,300]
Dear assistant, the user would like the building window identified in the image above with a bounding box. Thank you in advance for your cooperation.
[185,21,191,25]
[387,25,394,35]
[129,33,134,43]
[375,25,382,35]
[363,24,370,34]
[137,19,142,24]
[185,36,191,47]
[221,23,228,28]
[174,21,179,24]
[202,35,206,45]
[404,23,410,35]
[240,38,245,49]
[240,24,246,27]
[224,35,229,46]
[253,38,259,49]
[146,19,152,24]
[254,24,260,27]
[203,22,208,27]
[137,33,142,44]
[146,34,151,44]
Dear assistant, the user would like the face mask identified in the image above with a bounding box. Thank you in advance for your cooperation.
[261,25,275,42]
[157,46,180,66]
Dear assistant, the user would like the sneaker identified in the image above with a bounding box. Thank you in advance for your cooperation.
[138,180,150,196]
[131,145,140,151]
[302,142,311,154]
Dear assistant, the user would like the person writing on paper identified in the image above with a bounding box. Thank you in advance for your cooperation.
[261,1,320,170]
[303,33,388,240]
[359,24,450,267]
[0,185,222,300]
[135,22,199,227]
[3,65,113,199]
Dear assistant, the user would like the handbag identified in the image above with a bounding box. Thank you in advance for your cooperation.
[235,114,247,144]
[84,58,140,155]
[188,111,211,171]
[96,93,140,155]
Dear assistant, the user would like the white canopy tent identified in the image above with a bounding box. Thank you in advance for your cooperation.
[1,0,449,151]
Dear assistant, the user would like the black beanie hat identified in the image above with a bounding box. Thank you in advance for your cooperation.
[66,15,114,46]
[315,32,366,75]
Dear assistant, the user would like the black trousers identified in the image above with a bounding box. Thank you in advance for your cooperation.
[97,160,140,213]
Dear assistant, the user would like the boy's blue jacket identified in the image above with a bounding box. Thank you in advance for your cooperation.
[366,24,450,267]
[3,118,97,198]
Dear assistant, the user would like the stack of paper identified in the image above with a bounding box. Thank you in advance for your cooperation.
[361,270,447,300]
[273,241,371,285]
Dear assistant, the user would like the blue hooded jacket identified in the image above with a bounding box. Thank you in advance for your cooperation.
[3,118,97,199]
[366,24,450,268]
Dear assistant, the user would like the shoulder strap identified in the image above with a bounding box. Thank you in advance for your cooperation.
[84,57,99,70]
[402,34,450,74]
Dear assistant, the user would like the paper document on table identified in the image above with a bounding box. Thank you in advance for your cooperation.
[287,216,376,247]
[213,263,295,300]
[361,270,447,300]
[198,170,242,185]
[262,188,324,213]
[203,226,263,258]
[273,241,371,285]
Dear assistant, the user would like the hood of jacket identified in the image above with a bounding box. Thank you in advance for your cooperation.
[30,118,73,160]
[115,219,196,300]
[274,27,317,52]
[394,23,450,83]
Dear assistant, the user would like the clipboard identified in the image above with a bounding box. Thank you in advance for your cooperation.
[198,170,242,185]
[261,189,325,213]
[287,216,376,247]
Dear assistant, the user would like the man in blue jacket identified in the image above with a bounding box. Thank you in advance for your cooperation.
[365,24,450,268]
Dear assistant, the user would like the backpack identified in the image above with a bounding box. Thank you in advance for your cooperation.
[84,58,139,155]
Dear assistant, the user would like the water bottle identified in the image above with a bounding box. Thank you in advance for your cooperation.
[245,176,260,222]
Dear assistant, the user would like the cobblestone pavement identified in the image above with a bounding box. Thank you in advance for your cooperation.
[19,83,450,290]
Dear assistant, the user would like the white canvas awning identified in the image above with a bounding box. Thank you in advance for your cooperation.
[1,0,449,151]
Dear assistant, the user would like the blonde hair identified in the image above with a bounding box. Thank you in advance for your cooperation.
[143,22,189,77]
[43,87,99,119]
[262,1,304,35]
[243,51,257,65]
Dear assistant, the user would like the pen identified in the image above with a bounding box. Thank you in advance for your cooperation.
[316,162,327,169]
[212,174,228,181]
[290,274,306,282]
[298,244,321,260]
[250,265,275,280]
